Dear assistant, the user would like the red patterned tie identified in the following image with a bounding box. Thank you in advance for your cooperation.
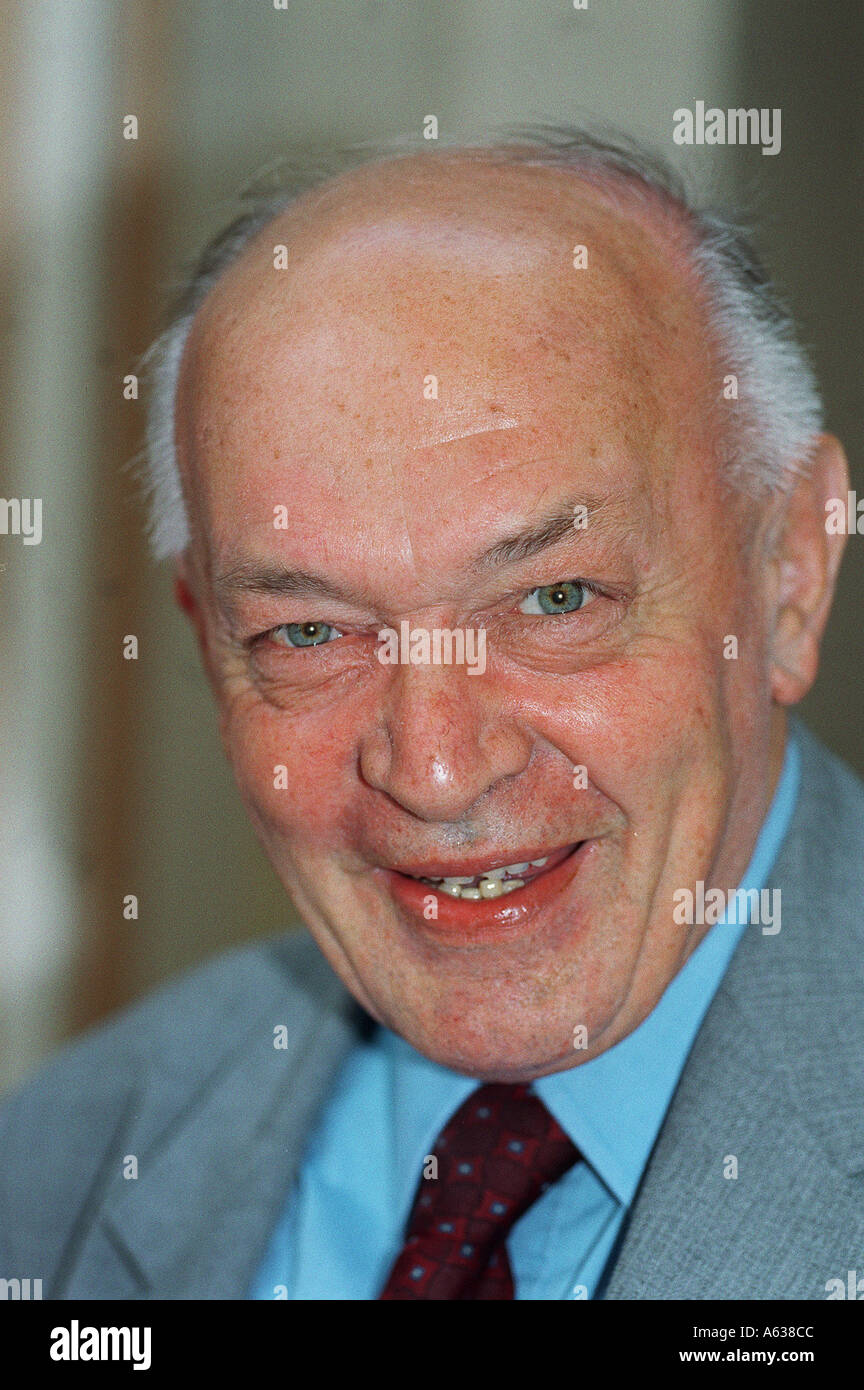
[379,1083,580,1299]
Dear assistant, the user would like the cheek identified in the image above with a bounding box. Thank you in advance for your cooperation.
[506,637,758,878]
[219,687,357,850]
[515,640,728,784]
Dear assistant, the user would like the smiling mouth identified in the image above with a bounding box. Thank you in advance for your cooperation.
[400,843,581,899]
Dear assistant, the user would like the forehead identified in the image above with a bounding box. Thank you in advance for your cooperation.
[176,161,718,572]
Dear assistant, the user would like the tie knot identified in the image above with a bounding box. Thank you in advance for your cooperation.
[379,1082,580,1299]
[428,1083,578,1214]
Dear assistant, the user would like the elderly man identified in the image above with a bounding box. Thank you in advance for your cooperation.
[1,128,861,1302]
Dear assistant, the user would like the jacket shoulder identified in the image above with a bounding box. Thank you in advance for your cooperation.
[782,721,864,947]
[0,930,335,1276]
[2,930,325,1113]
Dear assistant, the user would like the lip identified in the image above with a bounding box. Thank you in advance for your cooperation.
[386,842,576,882]
[378,839,593,945]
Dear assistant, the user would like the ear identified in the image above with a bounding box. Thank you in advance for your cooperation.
[173,551,210,662]
[768,434,849,706]
[174,551,235,760]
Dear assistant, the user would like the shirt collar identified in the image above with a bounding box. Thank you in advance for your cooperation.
[385,733,801,1214]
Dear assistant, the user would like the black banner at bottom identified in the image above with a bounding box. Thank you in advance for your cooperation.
[2,1297,856,1376]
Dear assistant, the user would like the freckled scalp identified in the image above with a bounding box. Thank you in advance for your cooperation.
[177,154,718,565]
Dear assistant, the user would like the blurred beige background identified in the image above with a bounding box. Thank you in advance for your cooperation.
[1,0,861,1093]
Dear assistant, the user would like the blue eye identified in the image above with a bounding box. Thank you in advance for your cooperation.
[272,622,342,648]
[519,581,591,615]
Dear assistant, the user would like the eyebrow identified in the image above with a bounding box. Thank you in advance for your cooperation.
[214,561,376,617]
[214,492,620,613]
[471,494,615,570]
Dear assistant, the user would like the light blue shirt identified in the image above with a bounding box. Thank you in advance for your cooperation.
[251,737,800,1300]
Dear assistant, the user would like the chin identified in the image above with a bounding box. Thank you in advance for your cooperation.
[386,1007,590,1083]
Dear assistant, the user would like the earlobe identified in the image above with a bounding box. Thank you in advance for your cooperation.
[174,566,197,619]
[769,434,849,706]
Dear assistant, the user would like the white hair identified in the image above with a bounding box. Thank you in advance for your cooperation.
[141,124,824,559]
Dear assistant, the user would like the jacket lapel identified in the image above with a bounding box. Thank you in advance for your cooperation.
[59,933,365,1299]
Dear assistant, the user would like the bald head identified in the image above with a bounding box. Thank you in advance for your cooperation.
[175,150,721,576]
[147,131,826,561]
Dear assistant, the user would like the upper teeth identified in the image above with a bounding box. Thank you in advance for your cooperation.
[420,856,550,898]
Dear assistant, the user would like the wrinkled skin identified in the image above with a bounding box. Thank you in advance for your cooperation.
[174,153,847,1081]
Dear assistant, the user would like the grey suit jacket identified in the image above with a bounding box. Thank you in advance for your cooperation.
[1,721,862,1300]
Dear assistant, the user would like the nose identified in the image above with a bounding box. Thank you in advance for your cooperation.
[358,663,533,822]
